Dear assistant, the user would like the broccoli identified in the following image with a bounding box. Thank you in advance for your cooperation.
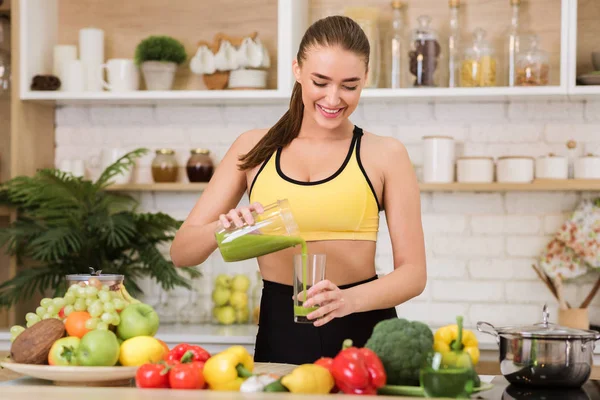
[365,317,434,386]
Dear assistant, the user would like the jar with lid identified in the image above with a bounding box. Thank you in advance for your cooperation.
[408,15,442,87]
[151,149,178,183]
[460,27,497,87]
[186,148,214,182]
[515,34,549,86]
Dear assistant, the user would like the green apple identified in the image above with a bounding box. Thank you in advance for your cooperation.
[48,336,81,366]
[214,274,232,289]
[116,303,160,340]
[215,306,236,325]
[212,287,231,306]
[75,330,120,366]
[235,307,249,324]
[229,291,248,309]
[231,274,250,292]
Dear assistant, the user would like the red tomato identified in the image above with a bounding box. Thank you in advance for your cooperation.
[168,361,206,390]
[136,363,170,389]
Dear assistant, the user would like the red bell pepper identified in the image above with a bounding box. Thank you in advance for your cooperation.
[165,343,211,364]
[330,339,387,395]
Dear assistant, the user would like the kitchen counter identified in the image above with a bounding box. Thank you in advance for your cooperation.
[2,375,600,400]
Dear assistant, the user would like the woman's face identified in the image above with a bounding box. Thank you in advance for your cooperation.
[293,45,367,131]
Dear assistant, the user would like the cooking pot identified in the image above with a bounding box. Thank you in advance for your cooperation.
[477,305,600,388]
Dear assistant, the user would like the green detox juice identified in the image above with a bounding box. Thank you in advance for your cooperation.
[215,231,315,322]
[216,232,305,262]
[420,367,474,398]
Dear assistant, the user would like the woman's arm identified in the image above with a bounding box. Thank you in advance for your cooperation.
[345,137,427,312]
[170,129,265,267]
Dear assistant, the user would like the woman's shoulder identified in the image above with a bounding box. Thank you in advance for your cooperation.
[360,129,409,163]
[232,128,270,152]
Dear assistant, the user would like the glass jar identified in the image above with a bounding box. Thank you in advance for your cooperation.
[387,0,405,89]
[460,27,497,87]
[214,199,302,262]
[408,15,442,87]
[0,16,11,94]
[211,272,252,325]
[151,149,178,183]
[515,34,549,86]
[186,148,214,182]
[251,269,263,325]
[345,7,380,88]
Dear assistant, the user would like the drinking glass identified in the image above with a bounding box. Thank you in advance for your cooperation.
[420,351,475,398]
[293,254,326,323]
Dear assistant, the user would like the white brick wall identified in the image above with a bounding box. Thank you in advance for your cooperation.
[54,99,600,329]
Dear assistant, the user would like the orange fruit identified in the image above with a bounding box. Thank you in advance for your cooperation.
[157,339,169,357]
[65,311,92,338]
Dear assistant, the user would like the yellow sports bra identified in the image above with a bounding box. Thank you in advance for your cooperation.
[249,126,381,242]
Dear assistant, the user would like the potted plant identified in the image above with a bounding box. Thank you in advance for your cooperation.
[134,35,187,90]
[0,148,199,308]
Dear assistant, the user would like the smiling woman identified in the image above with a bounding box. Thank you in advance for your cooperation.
[170,15,427,365]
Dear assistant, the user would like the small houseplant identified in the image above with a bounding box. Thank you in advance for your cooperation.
[134,35,187,90]
[0,148,199,308]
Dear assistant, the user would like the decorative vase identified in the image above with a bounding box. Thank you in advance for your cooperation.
[141,61,177,91]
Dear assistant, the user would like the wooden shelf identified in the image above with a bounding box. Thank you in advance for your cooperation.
[22,86,571,105]
[105,183,208,192]
[21,89,290,106]
[0,206,10,217]
[419,179,600,192]
[104,180,600,193]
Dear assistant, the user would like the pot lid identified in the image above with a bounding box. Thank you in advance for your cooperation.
[480,305,600,340]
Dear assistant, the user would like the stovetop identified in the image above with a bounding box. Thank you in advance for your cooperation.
[476,376,600,400]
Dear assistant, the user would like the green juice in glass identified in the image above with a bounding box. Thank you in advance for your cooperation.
[420,367,474,398]
[215,232,316,322]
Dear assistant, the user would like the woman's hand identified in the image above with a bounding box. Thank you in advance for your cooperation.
[301,280,355,327]
[218,202,264,228]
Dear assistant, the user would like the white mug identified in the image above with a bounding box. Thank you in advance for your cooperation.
[101,59,139,92]
[99,148,132,184]
[63,60,85,92]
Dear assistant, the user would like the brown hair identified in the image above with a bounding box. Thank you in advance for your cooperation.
[238,15,371,170]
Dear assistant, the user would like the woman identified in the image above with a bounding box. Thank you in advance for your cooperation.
[170,15,426,364]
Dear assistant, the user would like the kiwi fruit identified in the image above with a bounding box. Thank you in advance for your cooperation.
[10,318,66,364]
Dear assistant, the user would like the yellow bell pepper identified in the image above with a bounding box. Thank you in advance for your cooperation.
[203,345,254,391]
[434,320,480,365]
[281,364,335,394]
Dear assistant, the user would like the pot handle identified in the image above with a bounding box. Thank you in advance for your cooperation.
[476,321,499,343]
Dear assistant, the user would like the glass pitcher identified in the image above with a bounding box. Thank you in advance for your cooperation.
[215,199,304,262]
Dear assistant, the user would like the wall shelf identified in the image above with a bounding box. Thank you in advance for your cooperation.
[104,180,600,193]
[105,183,208,192]
[419,179,600,192]
[20,0,600,106]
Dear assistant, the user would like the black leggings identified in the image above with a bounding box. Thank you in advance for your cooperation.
[253,275,398,364]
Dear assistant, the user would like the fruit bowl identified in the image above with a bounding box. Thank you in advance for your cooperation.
[0,359,138,387]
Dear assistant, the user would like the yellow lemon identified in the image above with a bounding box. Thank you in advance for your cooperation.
[119,336,166,366]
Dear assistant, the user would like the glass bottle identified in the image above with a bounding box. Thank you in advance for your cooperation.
[506,0,521,87]
[251,269,263,325]
[408,15,442,87]
[447,0,461,88]
[186,148,214,182]
[460,27,497,87]
[387,1,405,89]
[0,16,10,94]
[151,148,178,183]
[345,7,380,88]
[515,34,550,86]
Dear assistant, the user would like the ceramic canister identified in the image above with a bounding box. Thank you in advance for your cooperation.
[497,156,535,183]
[456,157,495,183]
[422,136,455,183]
[574,154,600,179]
[535,153,568,179]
